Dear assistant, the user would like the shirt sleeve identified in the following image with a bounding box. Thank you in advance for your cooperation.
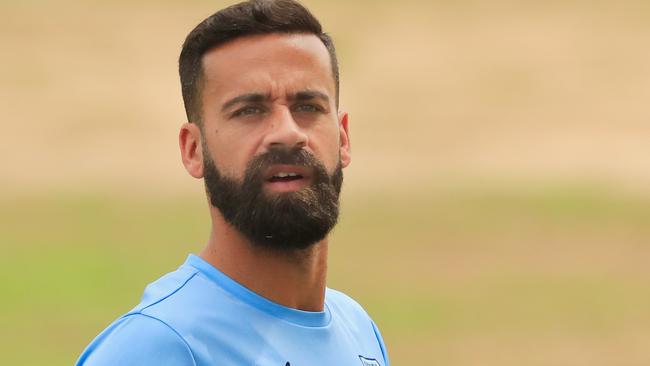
[76,313,196,366]
[371,320,390,366]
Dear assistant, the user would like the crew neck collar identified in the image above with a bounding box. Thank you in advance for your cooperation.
[184,254,331,328]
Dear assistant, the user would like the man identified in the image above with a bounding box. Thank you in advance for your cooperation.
[76,0,389,365]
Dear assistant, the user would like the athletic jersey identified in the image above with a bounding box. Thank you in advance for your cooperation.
[76,254,389,366]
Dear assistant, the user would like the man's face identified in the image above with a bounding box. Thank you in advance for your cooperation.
[197,33,351,250]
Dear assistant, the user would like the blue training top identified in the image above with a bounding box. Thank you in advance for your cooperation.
[76,254,389,366]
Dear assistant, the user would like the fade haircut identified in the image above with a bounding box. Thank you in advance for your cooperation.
[179,0,339,125]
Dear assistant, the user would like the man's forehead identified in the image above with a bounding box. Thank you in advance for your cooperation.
[200,33,335,100]
[202,32,330,65]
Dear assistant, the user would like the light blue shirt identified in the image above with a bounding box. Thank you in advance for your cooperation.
[77,254,389,366]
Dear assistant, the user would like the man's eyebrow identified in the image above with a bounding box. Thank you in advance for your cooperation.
[290,90,330,104]
[221,93,268,112]
[221,90,330,112]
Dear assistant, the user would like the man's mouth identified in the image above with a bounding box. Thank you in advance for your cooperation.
[264,165,312,192]
[268,172,304,183]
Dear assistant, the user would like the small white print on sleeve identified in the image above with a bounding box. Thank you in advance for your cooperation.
[358,355,381,366]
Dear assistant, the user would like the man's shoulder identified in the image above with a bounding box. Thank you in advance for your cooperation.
[76,312,197,366]
[129,262,235,327]
[325,287,373,322]
[76,265,205,365]
[130,265,201,312]
[77,262,232,366]
[326,288,390,365]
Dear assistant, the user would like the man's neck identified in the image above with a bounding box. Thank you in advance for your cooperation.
[199,208,328,312]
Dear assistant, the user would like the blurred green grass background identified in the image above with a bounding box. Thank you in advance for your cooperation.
[2,0,650,365]
[3,188,650,365]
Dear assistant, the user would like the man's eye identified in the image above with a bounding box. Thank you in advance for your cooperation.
[293,104,322,113]
[233,106,264,117]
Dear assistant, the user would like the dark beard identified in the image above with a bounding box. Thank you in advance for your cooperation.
[203,145,343,252]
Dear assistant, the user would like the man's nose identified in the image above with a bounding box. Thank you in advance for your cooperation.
[262,107,309,149]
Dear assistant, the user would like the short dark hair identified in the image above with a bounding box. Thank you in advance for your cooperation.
[179,0,339,124]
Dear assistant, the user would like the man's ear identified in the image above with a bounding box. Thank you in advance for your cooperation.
[338,111,351,168]
[179,122,204,178]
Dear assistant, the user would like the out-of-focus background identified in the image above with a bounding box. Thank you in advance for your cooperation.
[2,0,650,364]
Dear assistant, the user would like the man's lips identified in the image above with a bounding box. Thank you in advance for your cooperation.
[264,164,312,192]
[264,164,311,181]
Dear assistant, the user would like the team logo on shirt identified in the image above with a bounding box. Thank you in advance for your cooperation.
[358,355,381,366]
